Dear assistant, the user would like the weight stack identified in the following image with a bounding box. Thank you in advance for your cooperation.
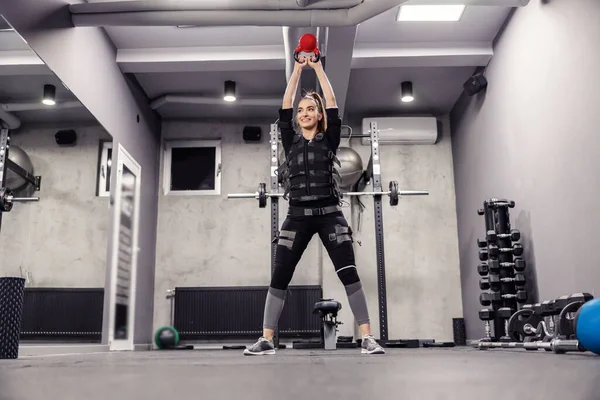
[0,277,26,359]
[477,198,527,340]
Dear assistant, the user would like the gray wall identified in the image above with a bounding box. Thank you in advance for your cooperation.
[0,124,111,287]
[449,0,600,340]
[154,115,462,342]
[0,1,161,345]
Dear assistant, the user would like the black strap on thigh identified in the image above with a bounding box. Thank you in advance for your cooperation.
[288,205,342,217]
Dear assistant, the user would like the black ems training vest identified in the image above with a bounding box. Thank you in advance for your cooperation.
[281,132,342,204]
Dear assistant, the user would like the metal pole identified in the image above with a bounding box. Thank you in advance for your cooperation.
[340,134,371,138]
[475,338,584,353]
[10,197,40,202]
[269,123,280,349]
[370,121,389,342]
[0,128,9,233]
[227,189,429,199]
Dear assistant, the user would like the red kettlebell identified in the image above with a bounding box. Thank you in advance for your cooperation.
[294,33,321,63]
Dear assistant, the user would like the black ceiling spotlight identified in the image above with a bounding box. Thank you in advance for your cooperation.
[401,81,414,103]
[463,72,488,96]
[42,84,56,106]
[223,80,236,102]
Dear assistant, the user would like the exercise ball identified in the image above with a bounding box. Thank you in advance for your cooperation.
[5,146,34,191]
[337,147,363,190]
[154,326,180,349]
[575,298,600,355]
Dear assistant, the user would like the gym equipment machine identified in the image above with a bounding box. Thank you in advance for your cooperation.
[476,198,528,341]
[227,122,430,346]
[0,128,41,233]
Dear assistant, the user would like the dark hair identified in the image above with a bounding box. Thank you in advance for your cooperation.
[298,90,327,133]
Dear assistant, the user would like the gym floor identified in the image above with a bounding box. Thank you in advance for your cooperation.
[1,347,599,399]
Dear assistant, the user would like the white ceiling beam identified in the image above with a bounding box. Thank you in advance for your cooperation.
[69,0,363,13]
[0,50,51,75]
[117,45,286,73]
[351,42,493,68]
[116,42,492,73]
[69,0,529,27]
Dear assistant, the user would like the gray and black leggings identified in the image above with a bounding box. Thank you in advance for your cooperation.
[263,211,370,330]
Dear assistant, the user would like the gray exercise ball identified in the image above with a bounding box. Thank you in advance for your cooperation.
[5,146,34,191]
[337,147,363,190]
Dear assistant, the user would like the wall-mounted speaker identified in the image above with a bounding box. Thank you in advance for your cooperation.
[55,129,77,146]
[463,73,488,96]
[243,126,262,142]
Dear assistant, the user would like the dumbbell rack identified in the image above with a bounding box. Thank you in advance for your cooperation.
[477,198,527,341]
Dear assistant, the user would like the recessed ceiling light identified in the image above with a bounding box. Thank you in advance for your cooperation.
[397,5,466,22]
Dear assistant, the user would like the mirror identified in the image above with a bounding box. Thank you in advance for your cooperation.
[0,15,112,352]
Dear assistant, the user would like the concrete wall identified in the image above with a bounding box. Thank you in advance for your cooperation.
[0,1,162,346]
[154,115,462,342]
[449,0,600,340]
[0,124,111,287]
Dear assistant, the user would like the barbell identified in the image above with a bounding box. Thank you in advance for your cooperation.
[0,187,40,212]
[227,181,429,208]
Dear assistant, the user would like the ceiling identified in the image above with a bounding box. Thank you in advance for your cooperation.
[0,1,515,128]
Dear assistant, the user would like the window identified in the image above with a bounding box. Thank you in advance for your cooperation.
[163,140,221,195]
[97,140,113,197]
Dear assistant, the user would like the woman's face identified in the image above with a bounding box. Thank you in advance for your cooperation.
[296,98,322,130]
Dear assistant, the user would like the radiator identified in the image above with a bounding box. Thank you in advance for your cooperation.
[20,288,104,341]
[173,285,323,340]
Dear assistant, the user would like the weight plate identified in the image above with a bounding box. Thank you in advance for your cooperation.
[389,181,399,206]
[557,300,583,339]
[507,309,542,342]
[0,188,13,212]
[258,183,267,208]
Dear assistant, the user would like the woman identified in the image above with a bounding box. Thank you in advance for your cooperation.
[244,55,384,356]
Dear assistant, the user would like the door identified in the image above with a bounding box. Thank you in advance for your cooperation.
[108,144,141,351]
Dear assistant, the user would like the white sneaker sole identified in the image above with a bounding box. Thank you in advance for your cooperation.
[361,348,386,354]
[243,349,276,356]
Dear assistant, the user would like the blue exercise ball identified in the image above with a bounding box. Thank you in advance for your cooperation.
[576,298,600,355]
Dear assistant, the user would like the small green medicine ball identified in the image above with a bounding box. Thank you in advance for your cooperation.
[154,326,180,349]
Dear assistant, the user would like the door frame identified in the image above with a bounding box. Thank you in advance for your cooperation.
[108,143,142,351]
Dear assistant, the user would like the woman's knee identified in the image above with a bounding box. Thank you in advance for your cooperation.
[336,264,360,286]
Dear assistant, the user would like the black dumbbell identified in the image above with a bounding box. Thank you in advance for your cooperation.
[479,309,495,321]
[489,199,515,208]
[480,290,528,306]
[553,293,593,314]
[497,307,514,319]
[488,243,524,257]
[477,263,489,276]
[554,295,571,312]
[569,292,594,303]
[503,273,526,286]
[479,249,489,261]
[488,258,526,272]
[513,258,526,272]
[486,229,521,242]
[480,274,526,291]
[477,238,487,248]
[540,299,559,317]
[479,277,490,290]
